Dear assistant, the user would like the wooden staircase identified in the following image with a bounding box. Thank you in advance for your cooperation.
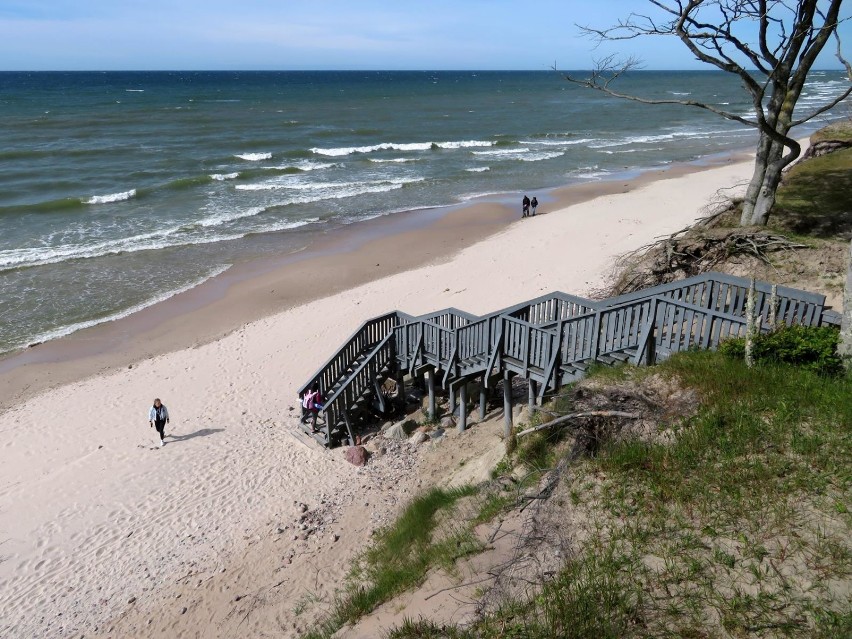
[298,272,838,447]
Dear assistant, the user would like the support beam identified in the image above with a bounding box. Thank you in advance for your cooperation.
[458,383,467,433]
[479,378,487,420]
[528,379,537,412]
[503,369,513,437]
[427,368,436,420]
[449,385,456,416]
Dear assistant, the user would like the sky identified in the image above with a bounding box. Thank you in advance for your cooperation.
[0,0,850,71]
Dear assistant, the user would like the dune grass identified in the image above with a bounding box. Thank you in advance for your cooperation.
[388,351,852,638]
[302,485,479,639]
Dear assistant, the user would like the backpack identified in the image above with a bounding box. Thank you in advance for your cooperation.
[302,390,316,410]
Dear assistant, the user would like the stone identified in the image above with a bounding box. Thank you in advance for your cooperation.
[382,423,407,441]
[344,445,370,466]
[127,597,136,605]
[440,416,456,430]
[408,431,429,446]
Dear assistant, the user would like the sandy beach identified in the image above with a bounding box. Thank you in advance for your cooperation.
[0,152,757,638]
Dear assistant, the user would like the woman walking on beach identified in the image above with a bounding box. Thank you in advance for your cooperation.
[522,195,530,218]
[530,196,538,216]
[148,398,170,448]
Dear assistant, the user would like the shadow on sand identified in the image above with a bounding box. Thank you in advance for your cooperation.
[166,428,225,443]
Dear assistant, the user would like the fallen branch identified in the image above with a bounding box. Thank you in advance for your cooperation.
[516,411,639,438]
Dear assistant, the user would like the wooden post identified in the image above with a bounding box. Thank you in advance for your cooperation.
[745,278,757,368]
[449,385,456,416]
[427,368,436,420]
[840,238,852,372]
[528,379,537,412]
[503,369,513,437]
[479,378,487,420]
[768,284,778,330]
[458,383,467,433]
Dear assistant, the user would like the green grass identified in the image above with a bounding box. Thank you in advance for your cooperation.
[302,485,478,639]
[388,351,852,638]
[774,146,852,237]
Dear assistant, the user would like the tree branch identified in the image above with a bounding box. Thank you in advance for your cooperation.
[516,411,640,439]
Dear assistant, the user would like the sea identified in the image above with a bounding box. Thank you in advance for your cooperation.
[1,70,849,356]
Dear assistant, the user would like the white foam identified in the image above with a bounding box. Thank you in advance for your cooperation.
[369,158,417,163]
[234,177,424,201]
[125,89,145,92]
[23,265,232,350]
[518,151,564,162]
[311,140,494,156]
[84,189,137,205]
[472,148,530,156]
[210,172,240,181]
[235,152,272,161]
[522,138,594,146]
[465,167,490,172]
[437,140,494,149]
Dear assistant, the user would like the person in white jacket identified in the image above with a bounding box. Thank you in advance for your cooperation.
[148,398,170,447]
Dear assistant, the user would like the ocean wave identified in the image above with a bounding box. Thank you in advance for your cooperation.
[472,148,530,156]
[0,197,86,215]
[369,158,418,163]
[125,89,145,92]
[568,166,609,180]
[0,214,321,271]
[465,167,490,172]
[162,175,213,191]
[84,189,137,205]
[235,152,272,161]
[522,138,594,147]
[235,176,425,197]
[518,151,564,162]
[210,172,240,181]
[20,264,232,351]
[311,140,494,156]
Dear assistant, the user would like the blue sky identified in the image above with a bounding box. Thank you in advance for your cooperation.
[1,0,849,71]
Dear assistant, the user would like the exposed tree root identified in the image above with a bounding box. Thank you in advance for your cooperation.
[608,202,808,295]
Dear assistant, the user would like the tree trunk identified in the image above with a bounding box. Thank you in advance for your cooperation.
[841,238,852,372]
[741,132,773,225]
[749,155,786,225]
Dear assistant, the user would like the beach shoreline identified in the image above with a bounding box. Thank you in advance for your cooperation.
[0,148,752,413]
[0,143,767,638]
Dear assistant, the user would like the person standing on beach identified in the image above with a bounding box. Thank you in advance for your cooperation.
[530,196,538,216]
[148,398,170,448]
[522,195,530,218]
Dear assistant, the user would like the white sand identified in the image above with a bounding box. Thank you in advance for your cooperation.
[0,156,755,638]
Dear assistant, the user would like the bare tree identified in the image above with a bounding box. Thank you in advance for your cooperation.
[564,1,851,226]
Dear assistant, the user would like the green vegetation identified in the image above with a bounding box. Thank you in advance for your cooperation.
[773,126,852,238]
[385,352,852,638]
[303,485,479,639]
[720,324,843,376]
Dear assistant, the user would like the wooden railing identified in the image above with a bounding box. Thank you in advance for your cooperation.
[299,272,833,444]
[298,311,405,399]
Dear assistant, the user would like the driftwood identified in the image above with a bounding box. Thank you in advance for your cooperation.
[516,410,639,438]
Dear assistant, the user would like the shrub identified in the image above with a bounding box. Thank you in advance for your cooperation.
[720,325,842,376]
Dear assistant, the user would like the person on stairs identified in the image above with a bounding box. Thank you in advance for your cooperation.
[301,383,324,432]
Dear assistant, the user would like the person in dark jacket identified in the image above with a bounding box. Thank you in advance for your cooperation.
[530,196,538,216]
[148,398,170,448]
[522,195,530,218]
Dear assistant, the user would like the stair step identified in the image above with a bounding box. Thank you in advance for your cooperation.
[607,351,632,362]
